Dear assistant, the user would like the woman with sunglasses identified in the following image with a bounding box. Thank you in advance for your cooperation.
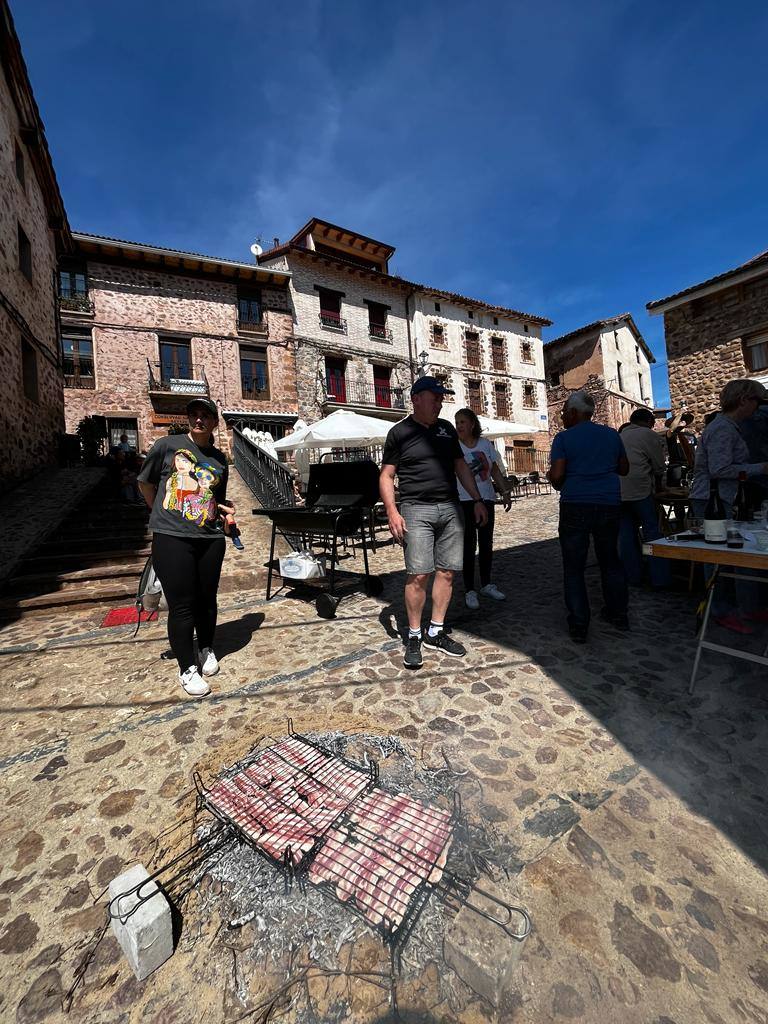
[138,398,233,697]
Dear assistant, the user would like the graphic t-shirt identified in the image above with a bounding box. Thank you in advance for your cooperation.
[382,416,463,503]
[137,434,228,538]
[457,437,500,502]
[550,421,625,505]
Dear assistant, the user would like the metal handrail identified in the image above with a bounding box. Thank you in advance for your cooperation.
[319,312,348,333]
[232,427,296,509]
[146,358,209,394]
[323,379,405,410]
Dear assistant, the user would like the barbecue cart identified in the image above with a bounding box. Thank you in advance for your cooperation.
[253,460,384,619]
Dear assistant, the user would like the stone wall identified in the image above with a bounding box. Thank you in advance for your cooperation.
[62,260,297,455]
[546,374,647,435]
[0,60,64,487]
[663,274,768,421]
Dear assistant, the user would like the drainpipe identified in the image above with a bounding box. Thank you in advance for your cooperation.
[404,287,417,383]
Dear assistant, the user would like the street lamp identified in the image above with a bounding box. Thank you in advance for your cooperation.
[417,350,430,377]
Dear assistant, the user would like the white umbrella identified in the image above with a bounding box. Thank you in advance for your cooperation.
[272,409,399,452]
[477,416,537,439]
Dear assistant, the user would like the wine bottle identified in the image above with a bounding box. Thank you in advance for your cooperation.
[733,472,751,522]
[703,482,727,543]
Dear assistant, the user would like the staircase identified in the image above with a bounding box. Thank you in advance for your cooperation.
[0,496,150,620]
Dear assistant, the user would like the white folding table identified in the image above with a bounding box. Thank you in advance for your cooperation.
[643,534,768,693]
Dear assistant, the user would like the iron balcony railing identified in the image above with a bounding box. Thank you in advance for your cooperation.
[147,359,209,395]
[238,314,267,333]
[369,323,392,341]
[324,379,405,410]
[241,379,269,401]
[232,427,296,510]
[63,359,95,389]
[59,294,94,314]
[319,312,348,333]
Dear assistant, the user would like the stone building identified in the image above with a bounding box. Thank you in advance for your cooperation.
[647,248,768,421]
[1,0,71,487]
[410,288,551,470]
[60,233,297,454]
[258,219,414,424]
[258,218,552,471]
[543,314,655,433]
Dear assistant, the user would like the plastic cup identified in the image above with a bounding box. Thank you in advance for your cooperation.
[755,531,768,552]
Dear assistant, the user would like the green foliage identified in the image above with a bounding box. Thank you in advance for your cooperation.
[76,416,108,464]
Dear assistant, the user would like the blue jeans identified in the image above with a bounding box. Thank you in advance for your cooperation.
[619,495,671,587]
[558,502,628,630]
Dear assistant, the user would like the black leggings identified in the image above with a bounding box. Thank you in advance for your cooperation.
[461,500,496,591]
[151,533,225,671]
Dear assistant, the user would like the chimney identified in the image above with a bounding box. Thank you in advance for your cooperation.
[273,237,280,248]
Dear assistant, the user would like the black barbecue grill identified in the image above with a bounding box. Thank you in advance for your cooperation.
[253,460,384,618]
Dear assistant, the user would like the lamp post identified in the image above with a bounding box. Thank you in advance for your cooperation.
[417,350,430,377]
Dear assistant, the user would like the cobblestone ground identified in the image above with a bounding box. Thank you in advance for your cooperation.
[1,472,767,1023]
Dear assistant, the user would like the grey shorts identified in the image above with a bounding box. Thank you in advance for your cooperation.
[400,501,464,575]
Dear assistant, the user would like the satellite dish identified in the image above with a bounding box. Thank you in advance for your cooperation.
[250,242,263,258]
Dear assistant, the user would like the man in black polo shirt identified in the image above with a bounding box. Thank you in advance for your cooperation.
[380,376,488,668]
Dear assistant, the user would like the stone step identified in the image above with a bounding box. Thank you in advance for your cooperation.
[6,561,146,593]
[18,546,152,573]
[0,579,139,618]
[49,526,151,543]
[36,535,151,555]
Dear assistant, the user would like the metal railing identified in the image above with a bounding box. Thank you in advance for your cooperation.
[324,379,405,410]
[238,314,267,333]
[505,448,550,476]
[147,359,209,395]
[59,294,94,314]
[369,323,392,341]
[241,380,269,401]
[319,312,348,333]
[232,427,296,509]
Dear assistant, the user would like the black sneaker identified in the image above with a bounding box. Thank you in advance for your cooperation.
[568,626,588,644]
[422,630,466,657]
[600,608,630,632]
[403,636,423,669]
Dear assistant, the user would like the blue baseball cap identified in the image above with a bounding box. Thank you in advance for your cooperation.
[411,375,455,397]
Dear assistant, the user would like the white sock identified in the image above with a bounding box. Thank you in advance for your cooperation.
[408,627,422,639]
[428,622,443,638]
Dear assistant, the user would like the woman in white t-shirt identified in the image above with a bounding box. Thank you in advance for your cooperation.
[455,409,513,610]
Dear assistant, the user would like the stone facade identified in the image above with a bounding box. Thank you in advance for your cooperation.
[658,272,768,422]
[1,9,69,487]
[61,252,297,455]
[411,292,550,452]
[544,316,654,432]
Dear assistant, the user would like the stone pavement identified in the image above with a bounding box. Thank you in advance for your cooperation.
[0,472,767,1023]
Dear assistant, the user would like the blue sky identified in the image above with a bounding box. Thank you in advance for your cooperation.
[14,1,768,406]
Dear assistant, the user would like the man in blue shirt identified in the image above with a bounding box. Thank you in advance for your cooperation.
[548,391,630,642]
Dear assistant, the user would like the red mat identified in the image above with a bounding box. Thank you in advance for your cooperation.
[100,607,158,628]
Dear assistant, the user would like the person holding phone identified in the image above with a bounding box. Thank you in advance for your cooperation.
[137,398,234,697]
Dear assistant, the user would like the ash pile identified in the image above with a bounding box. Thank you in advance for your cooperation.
[188,727,530,1021]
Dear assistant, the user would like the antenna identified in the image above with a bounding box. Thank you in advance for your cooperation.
[250,242,263,258]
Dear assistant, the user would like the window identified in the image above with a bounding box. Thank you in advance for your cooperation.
[159,337,192,383]
[18,224,32,282]
[108,418,138,451]
[491,336,506,371]
[549,371,561,387]
[317,288,346,331]
[523,323,529,333]
[21,338,38,402]
[238,290,262,330]
[434,302,441,312]
[465,330,481,368]
[373,365,393,408]
[635,344,640,362]
[520,340,534,363]
[494,382,510,418]
[62,327,94,388]
[617,360,624,392]
[240,345,269,399]
[468,310,474,320]
[522,382,537,409]
[367,301,390,340]
[744,331,768,373]
[325,356,347,402]
[430,322,447,347]
[59,262,88,299]
[493,316,499,326]
[614,330,620,348]
[15,141,24,188]
[467,378,484,414]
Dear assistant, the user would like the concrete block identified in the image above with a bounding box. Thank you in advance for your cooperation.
[108,863,173,980]
[443,886,528,1010]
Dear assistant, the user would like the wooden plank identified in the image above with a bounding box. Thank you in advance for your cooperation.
[644,540,768,570]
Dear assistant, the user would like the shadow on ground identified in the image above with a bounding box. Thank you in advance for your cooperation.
[373,535,768,878]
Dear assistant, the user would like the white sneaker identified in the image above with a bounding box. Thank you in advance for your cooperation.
[179,665,211,697]
[465,590,480,610]
[200,648,219,676]
[480,583,506,601]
